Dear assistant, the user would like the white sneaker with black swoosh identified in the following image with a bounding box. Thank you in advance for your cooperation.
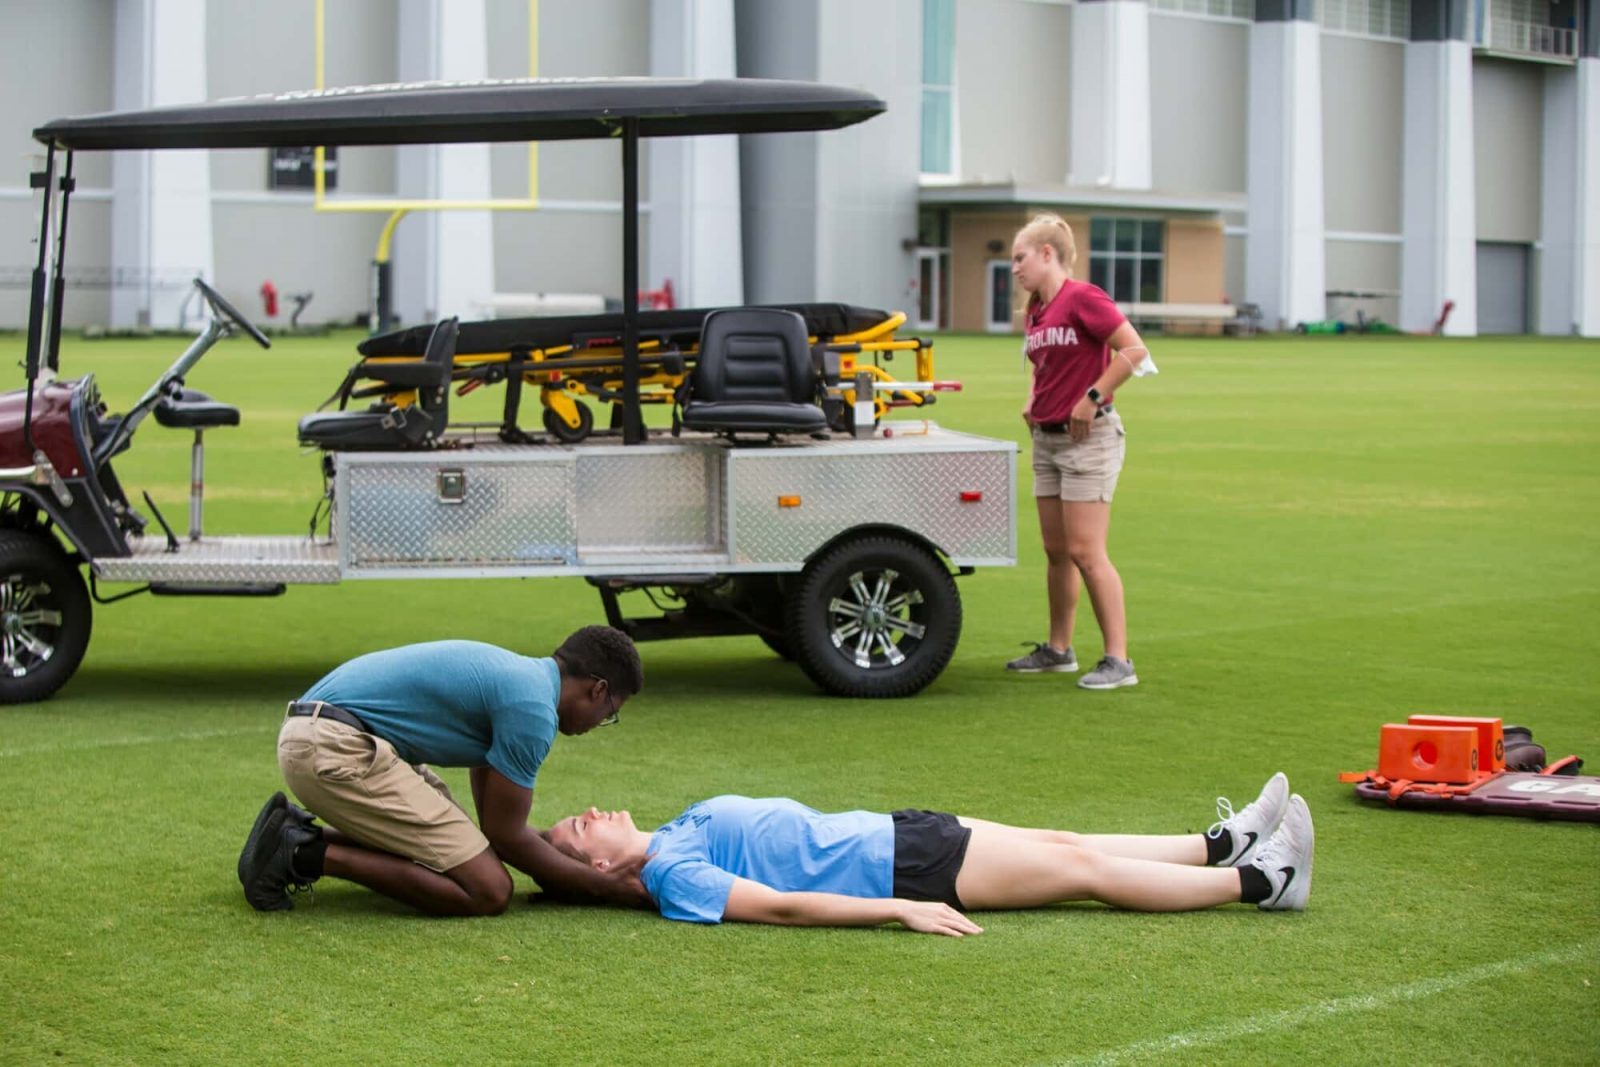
[1250,794,1313,911]
[1208,772,1290,867]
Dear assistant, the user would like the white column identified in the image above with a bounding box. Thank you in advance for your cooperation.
[1245,19,1325,331]
[1067,1,1151,190]
[110,0,213,330]
[393,0,494,325]
[649,0,742,309]
[1400,40,1476,335]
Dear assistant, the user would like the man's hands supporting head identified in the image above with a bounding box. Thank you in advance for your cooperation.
[471,766,651,910]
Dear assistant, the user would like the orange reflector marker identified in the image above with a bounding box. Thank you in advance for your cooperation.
[778,495,801,508]
[959,491,982,503]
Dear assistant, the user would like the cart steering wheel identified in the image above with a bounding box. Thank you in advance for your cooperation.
[194,277,271,349]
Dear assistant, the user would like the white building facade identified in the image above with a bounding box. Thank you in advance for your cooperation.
[1,0,1594,335]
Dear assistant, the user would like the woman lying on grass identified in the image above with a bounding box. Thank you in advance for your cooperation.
[544,774,1312,936]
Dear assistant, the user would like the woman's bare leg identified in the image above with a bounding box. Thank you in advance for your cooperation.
[957,817,1207,866]
[1062,500,1126,660]
[953,825,1239,911]
[1037,497,1080,652]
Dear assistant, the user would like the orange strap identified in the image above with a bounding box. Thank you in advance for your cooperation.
[1340,769,1504,803]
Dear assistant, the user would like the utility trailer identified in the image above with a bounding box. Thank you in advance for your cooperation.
[5,78,1015,703]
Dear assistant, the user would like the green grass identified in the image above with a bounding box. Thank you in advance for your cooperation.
[1,330,1597,1065]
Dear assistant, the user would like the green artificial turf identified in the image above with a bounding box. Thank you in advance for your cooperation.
[1,329,1596,1065]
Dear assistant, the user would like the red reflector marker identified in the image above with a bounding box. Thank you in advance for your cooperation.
[932,381,963,392]
[959,491,982,503]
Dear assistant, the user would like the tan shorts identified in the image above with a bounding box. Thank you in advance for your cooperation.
[277,712,490,873]
[1030,411,1127,502]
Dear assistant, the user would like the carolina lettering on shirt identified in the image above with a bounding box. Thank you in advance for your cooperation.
[1025,326,1080,352]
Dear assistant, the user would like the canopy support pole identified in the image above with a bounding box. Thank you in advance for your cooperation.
[621,117,642,444]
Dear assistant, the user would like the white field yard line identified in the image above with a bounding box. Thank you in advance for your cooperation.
[1049,939,1600,1067]
[0,724,273,759]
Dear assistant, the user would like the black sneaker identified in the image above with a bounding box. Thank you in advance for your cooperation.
[238,793,287,885]
[240,806,323,912]
[238,793,317,884]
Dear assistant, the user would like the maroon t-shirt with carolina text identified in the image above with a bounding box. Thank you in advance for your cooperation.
[1024,279,1127,424]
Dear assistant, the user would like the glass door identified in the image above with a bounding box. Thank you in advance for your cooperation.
[986,260,1013,332]
[915,248,943,331]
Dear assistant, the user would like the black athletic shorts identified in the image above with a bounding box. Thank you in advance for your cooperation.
[890,809,971,909]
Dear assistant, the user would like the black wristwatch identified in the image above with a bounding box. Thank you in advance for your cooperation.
[1086,387,1104,406]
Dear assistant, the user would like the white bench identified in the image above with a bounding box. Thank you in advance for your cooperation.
[1121,302,1257,335]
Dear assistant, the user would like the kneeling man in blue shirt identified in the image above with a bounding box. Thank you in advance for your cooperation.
[545,776,1314,936]
[239,625,645,916]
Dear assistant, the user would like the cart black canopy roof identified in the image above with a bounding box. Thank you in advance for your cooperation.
[34,77,885,151]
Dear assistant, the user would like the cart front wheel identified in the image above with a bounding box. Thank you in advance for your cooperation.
[786,535,960,698]
[0,530,91,704]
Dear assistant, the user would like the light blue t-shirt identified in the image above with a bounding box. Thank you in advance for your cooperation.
[641,795,895,924]
[300,640,559,789]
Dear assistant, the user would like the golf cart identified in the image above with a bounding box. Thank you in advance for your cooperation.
[5,78,1015,704]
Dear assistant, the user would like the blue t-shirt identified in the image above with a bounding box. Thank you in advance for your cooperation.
[300,640,559,789]
[641,796,894,924]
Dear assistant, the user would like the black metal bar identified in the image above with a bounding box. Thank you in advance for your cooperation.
[621,118,642,444]
[23,145,56,454]
[370,259,394,335]
[47,152,75,374]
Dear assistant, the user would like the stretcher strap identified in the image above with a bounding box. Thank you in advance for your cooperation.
[1338,769,1506,802]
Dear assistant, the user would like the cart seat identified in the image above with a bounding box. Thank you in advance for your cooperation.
[680,308,827,436]
[299,317,459,450]
[154,388,240,430]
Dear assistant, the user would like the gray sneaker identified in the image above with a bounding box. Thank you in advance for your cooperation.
[1077,655,1138,689]
[1006,642,1078,673]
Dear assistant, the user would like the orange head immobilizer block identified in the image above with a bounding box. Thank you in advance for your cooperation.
[1405,715,1506,773]
[1377,723,1480,784]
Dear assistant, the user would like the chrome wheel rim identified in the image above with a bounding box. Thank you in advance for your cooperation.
[0,571,62,678]
[826,568,927,670]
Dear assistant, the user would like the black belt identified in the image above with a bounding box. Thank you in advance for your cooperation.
[1037,405,1113,433]
[286,700,371,732]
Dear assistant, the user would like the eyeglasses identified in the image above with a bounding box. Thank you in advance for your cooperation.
[591,675,620,727]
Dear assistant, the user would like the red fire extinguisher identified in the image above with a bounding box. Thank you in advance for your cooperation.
[260,280,279,318]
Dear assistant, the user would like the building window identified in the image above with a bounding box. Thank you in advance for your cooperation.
[921,0,955,176]
[1088,218,1164,304]
[1148,0,1254,21]
[1319,0,1409,40]
[1472,0,1579,58]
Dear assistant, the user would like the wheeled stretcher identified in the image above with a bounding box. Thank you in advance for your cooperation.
[305,303,957,448]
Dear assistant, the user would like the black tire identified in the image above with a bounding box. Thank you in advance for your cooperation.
[785,535,960,698]
[0,530,92,704]
[543,403,594,443]
[758,631,794,660]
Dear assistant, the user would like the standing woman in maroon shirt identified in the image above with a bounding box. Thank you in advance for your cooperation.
[1005,213,1154,689]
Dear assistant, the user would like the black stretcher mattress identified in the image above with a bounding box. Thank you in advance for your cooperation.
[358,303,893,358]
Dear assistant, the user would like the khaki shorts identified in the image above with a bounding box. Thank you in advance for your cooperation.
[278,712,490,873]
[1030,411,1127,502]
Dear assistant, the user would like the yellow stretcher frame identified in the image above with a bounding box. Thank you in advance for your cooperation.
[347,312,951,442]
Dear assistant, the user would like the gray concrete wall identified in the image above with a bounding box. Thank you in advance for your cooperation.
[488,0,651,299]
[735,0,820,303]
[1150,13,1248,195]
[1473,57,1544,243]
[0,0,116,328]
[814,0,921,311]
[956,0,1070,184]
[1321,33,1404,234]
[203,0,397,324]
[1325,238,1401,324]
